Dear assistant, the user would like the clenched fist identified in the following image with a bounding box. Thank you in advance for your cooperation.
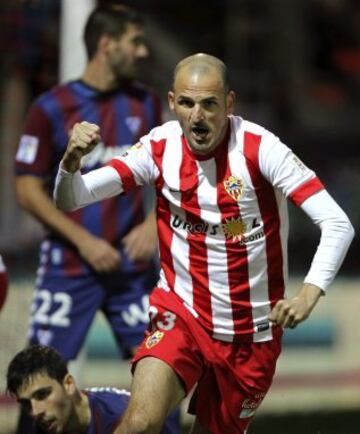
[61,121,101,173]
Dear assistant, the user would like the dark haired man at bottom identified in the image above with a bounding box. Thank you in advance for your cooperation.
[7,345,176,434]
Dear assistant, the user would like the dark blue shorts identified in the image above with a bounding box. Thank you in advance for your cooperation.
[28,267,158,361]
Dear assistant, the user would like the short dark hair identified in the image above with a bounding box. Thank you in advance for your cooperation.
[6,345,68,396]
[84,4,144,60]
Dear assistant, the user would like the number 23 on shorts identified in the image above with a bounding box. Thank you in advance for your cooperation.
[149,306,177,331]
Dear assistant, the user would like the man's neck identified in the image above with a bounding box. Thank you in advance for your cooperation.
[81,62,120,92]
[65,392,91,434]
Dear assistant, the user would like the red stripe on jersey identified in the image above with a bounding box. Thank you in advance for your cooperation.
[180,137,213,332]
[98,98,119,243]
[54,88,85,276]
[101,197,120,243]
[151,139,177,290]
[98,97,118,151]
[63,209,85,276]
[289,177,324,207]
[129,95,149,137]
[94,408,102,433]
[243,132,285,308]
[107,159,137,192]
[216,146,253,335]
[55,86,83,132]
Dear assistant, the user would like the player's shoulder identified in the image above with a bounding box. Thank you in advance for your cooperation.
[85,387,130,430]
[125,80,159,101]
[144,120,181,142]
[231,116,280,152]
[232,116,272,138]
[85,386,130,396]
[33,81,76,111]
[85,387,130,405]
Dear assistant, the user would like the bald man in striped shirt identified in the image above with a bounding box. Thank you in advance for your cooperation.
[54,53,354,434]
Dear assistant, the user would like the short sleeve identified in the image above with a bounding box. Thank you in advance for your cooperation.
[15,103,54,177]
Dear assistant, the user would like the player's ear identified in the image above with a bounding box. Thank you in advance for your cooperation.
[98,34,113,55]
[63,374,76,395]
[226,90,235,115]
[168,91,175,111]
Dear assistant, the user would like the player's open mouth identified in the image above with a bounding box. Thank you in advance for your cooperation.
[191,124,210,142]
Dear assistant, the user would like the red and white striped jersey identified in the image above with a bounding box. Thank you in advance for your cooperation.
[106,115,324,342]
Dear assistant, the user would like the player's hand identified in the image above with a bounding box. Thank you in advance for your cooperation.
[77,234,121,273]
[268,283,323,328]
[61,121,101,173]
[122,211,158,262]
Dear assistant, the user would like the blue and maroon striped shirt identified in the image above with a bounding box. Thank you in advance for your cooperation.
[85,387,178,434]
[86,388,129,434]
[15,80,161,277]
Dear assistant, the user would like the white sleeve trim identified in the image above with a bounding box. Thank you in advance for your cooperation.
[300,190,354,291]
[54,166,123,211]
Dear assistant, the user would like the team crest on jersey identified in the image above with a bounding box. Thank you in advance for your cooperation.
[222,217,247,242]
[125,116,142,135]
[145,330,164,349]
[120,142,143,158]
[129,142,143,151]
[223,175,245,202]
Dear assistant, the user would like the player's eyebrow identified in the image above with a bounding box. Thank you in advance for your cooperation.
[18,386,52,402]
[202,96,218,103]
[35,387,52,400]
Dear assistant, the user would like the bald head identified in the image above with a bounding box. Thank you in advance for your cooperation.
[173,53,229,92]
[168,53,235,157]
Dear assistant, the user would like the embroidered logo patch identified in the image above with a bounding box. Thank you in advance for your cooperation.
[223,175,245,202]
[288,153,308,174]
[125,116,142,135]
[16,135,39,164]
[222,217,247,242]
[145,330,164,349]
[239,392,265,419]
[129,142,143,151]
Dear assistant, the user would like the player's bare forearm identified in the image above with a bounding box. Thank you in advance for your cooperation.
[15,175,120,272]
[268,283,323,328]
[61,121,101,173]
[16,176,92,245]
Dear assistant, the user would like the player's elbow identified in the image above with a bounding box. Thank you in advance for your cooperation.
[15,184,30,209]
[53,187,78,212]
[335,215,355,246]
[54,201,76,212]
[53,194,78,212]
[344,219,355,243]
[53,171,81,212]
[15,176,43,211]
